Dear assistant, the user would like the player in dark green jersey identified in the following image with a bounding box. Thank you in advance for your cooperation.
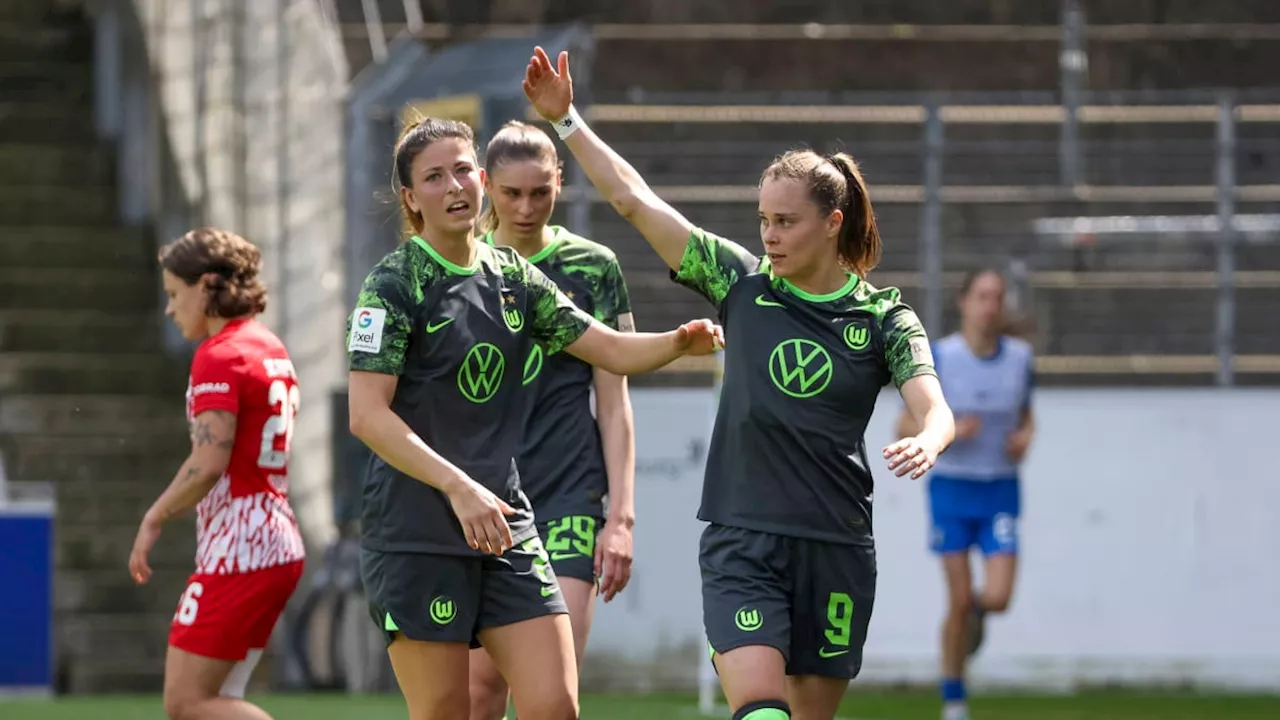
[466,121,639,720]
[523,49,957,720]
[347,117,723,720]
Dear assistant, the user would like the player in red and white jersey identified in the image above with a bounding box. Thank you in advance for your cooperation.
[129,227,305,720]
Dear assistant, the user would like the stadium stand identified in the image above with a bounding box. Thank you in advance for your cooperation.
[333,2,1280,386]
[0,0,195,691]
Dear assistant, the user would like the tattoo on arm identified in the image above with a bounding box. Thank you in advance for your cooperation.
[192,410,236,451]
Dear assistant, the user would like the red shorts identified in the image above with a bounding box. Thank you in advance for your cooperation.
[168,560,304,661]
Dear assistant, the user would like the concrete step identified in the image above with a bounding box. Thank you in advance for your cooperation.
[58,567,193,616]
[0,352,188,395]
[0,268,155,313]
[0,22,88,63]
[0,186,115,224]
[1031,286,1280,356]
[0,311,164,354]
[0,143,113,187]
[0,60,90,104]
[0,226,151,269]
[12,445,185,487]
[60,612,172,690]
[0,100,98,144]
[5,432,191,467]
[59,519,197,572]
[0,395,186,437]
[0,0,62,23]
[62,664,165,694]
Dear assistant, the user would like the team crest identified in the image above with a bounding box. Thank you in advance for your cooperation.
[501,292,524,332]
[844,321,870,351]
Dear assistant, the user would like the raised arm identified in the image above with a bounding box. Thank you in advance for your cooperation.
[524,47,692,271]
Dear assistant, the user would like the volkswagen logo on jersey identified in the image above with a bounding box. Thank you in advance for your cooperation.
[768,338,834,399]
[457,343,506,403]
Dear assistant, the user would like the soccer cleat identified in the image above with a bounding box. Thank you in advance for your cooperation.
[965,602,987,658]
[943,702,970,720]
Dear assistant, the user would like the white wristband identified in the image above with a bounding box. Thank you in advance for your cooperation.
[551,105,584,140]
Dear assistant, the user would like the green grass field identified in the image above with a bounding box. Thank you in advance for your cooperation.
[5,691,1280,719]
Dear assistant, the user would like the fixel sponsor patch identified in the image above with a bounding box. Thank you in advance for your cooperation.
[348,307,386,353]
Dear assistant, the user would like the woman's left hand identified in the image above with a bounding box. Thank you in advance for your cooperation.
[673,319,725,356]
[882,434,943,480]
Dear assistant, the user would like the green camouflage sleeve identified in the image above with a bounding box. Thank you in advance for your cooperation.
[594,257,633,331]
[525,258,593,355]
[347,262,415,376]
[880,303,937,388]
[671,227,761,310]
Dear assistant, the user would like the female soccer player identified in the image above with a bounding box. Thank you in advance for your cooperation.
[896,268,1035,720]
[523,48,955,720]
[466,121,638,719]
[347,116,721,720]
[129,228,306,720]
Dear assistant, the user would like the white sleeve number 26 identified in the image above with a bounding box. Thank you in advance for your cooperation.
[258,379,301,470]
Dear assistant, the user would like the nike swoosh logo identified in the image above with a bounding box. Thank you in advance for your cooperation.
[425,318,454,333]
[550,551,582,561]
[540,585,557,597]
[754,294,785,308]
[818,647,850,658]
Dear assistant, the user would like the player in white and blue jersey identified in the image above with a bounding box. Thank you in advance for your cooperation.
[896,268,1035,720]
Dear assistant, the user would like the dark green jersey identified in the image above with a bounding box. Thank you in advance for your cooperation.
[673,228,936,546]
[485,227,633,520]
[347,236,593,555]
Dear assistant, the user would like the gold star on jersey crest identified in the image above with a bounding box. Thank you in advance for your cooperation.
[502,293,517,306]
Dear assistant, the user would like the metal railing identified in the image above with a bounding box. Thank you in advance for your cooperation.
[561,93,1280,386]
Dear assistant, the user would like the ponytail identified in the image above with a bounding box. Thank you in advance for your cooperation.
[826,153,882,277]
[477,202,499,235]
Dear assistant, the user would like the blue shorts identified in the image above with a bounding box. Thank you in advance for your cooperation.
[928,474,1020,556]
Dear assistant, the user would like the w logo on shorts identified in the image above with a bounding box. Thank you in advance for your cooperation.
[735,607,763,632]
[430,596,457,625]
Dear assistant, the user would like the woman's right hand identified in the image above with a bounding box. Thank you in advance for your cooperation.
[445,477,517,554]
[523,46,573,122]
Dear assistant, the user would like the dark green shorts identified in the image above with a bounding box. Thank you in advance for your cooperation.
[538,514,603,584]
[362,536,567,648]
[700,523,877,679]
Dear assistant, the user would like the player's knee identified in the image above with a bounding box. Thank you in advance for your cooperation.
[468,672,509,720]
[733,699,791,719]
[510,690,579,720]
[407,687,471,720]
[162,691,199,720]
[982,589,1013,613]
[947,590,974,616]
